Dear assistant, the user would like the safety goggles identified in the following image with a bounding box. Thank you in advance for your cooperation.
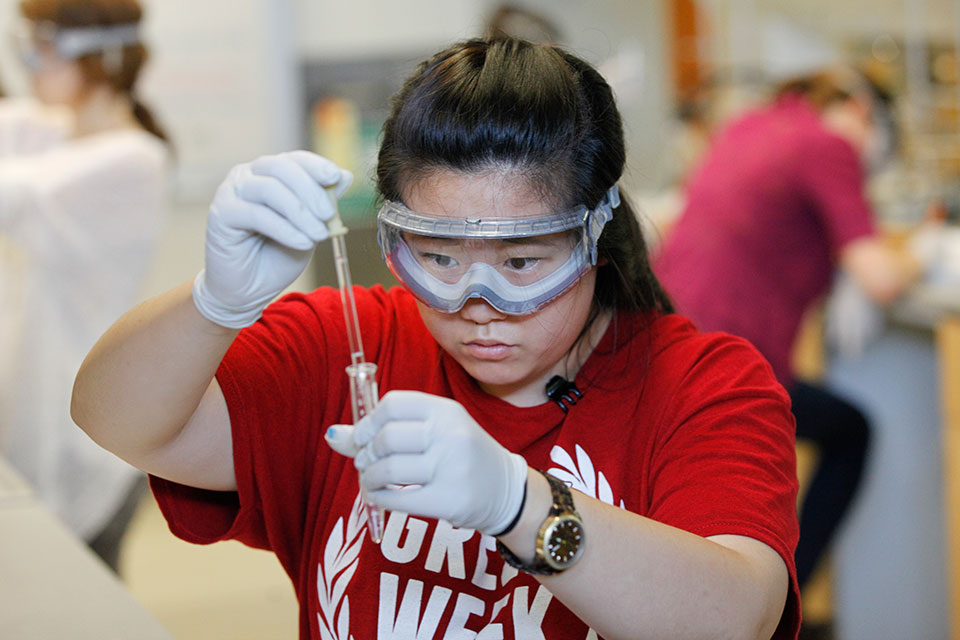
[377,185,619,315]
[13,20,140,71]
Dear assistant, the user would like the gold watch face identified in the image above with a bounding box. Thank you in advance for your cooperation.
[542,515,585,570]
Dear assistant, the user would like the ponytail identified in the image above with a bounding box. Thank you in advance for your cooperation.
[131,96,169,145]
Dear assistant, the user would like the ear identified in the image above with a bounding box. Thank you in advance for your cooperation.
[851,94,874,122]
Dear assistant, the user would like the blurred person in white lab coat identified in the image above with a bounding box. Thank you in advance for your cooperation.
[0,0,169,572]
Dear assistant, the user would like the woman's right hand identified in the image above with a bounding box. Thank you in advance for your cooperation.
[192,151,352,328]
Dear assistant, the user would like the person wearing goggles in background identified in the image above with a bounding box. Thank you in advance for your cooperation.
[0,0,169,573]
[72,37,800,639]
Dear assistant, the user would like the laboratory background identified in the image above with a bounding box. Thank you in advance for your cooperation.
[1,0,960,639]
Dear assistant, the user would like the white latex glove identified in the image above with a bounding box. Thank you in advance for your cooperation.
[192,151,352,328]
[906,220,944,280]
[824,271,885,358]
[907,220,960,286]
[325,390,528,536]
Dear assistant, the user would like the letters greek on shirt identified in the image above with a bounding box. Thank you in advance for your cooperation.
[317,444,615,638]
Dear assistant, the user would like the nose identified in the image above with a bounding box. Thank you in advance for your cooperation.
[458,298,508,324]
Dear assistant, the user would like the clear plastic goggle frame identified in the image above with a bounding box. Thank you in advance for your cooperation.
[379,204,587,240]
[377,185,620,315]
[13,20,140,71]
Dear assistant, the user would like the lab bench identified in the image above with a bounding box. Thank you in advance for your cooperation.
[823,282,960,639]
[0,457,174,640]
[939,312,960,640]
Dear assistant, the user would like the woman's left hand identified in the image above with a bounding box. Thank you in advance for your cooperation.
[325,390,527,535]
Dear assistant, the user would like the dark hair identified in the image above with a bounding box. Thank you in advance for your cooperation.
[20,0,170,145]
[377,37,673,323]
[773,66,892,112]
[484,4,561,44]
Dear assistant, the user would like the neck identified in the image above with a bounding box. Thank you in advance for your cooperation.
[562,308,612,378]
[71,85,139,137]
[820,100,870,154]
[492,308,613,408]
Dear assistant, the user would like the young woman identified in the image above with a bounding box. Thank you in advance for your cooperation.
[0,0,169,571]
[72,38,799,638]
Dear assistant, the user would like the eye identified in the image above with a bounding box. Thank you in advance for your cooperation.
[505,256,540,271]
[421,252,456,268]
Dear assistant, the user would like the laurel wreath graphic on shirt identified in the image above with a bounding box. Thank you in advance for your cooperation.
[548,444,626,508]
[314,449,618,638]
[316,492,366,640]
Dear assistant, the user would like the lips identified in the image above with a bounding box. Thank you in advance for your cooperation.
[464,338,513,360]
[469,338,509,347]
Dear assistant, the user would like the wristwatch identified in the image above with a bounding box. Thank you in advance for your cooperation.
[496,469,585,575]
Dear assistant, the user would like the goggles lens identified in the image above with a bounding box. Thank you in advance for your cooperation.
[11,20,140,71]
[404,231,580,287]
[377,186,619,315]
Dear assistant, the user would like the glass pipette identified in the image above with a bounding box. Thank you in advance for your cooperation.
[325,188,386,543]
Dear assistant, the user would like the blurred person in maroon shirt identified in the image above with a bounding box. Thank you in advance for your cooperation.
[654,67,924,600]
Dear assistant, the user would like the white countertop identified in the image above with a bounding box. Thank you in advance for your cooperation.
[0,457,174,640]
[890,283,960,330]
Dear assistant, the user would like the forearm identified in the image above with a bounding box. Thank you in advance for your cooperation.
[497,470,788,640]
[841,235,923,304]
[71,279,238,464]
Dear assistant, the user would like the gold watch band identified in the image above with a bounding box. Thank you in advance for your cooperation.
[496,469,584,575]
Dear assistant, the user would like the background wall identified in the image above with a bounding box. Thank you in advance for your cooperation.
[3,2,958,637]
[292,0,671,194]
[4,1,960,210]
[0,0,674,296]
[0,0,672,204]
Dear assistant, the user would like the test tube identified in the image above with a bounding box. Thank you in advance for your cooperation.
[324,186,385,543]
[346,361,385,543]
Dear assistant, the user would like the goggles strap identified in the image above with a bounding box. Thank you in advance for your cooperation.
[585,184,620,264]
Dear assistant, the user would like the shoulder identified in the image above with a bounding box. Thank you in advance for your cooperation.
[356,283,423,319]
[644,313,789,405]
[0,98,71,155]
[772,103,862,169]
[245,285,424,358]
[268,285,417,325]
[647,312,769,365]
[7,129,168,193]
[75,129,168,173]
[802,127,861,166]
[222,285,433,410]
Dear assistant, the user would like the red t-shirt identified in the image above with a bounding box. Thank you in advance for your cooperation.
[151,286,801,639]
[654,95,876,385]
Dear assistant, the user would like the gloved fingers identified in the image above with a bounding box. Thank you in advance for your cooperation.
[354,420,431,470]
[235,170,329,243]
[250,154,337,229]
[351,412,381,449]
[213,198,314,251]
[907,220,945,273]
[359,453,436,492]
[363,483,435,516]
[324,424,359,458]
[285,150,354,197]
[354,390,446,446]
